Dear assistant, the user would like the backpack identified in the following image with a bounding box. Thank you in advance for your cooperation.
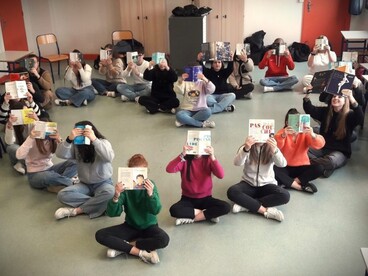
[244,30,267,65]
[288,42,311,62]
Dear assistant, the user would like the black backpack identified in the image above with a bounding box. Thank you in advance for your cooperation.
[288,42,311,62]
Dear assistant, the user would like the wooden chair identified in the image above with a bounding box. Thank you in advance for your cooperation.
[36,33,69,83]
[111,30,134,46]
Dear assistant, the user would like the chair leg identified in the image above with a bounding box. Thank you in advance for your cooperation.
[58,61,60,77]
[49,61,55,83]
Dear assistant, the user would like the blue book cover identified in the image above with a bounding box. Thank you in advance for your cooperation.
[184,66,203,82]
[73,125,91,145]
[152,52,165,64]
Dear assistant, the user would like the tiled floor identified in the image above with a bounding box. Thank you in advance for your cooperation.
[1,61,368,276]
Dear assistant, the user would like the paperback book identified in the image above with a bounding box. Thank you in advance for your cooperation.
[288,114,310,133]
[20,58,35,71]
[184,65,203,82]
[186,130,211,155]
[315,38,328,49]
[10,108,35,125]
[341,51,358,63]
[73,125,91,145]
[33,121,58,139]
[152,52,165,64]
[5,80,28,99]
[201,42,232,61]
[69,52,82,62]
[99,49,112,60]
[117,167,148,190]
[310,69,355,95]
[236,43,251,55]
[127,51,139,64]
[248,119,275,143]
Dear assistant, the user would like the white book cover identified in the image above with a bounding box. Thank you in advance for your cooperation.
[236,43,251,55]
[5,80,28,99]
[315,38,328,49]
[127,51,138,64]
[99,49,111,60]
[186,130,211,155]
[249,119,275,143]
[33,121,58,139]
[117,167,148,190]
[69,52,82,62]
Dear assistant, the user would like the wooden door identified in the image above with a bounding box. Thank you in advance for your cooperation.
[141,0,167,56]
[301,0,350,56]
[196,0,222,42]
[221,0,244,47]
[0,0,28,50]
[119,0,144,44]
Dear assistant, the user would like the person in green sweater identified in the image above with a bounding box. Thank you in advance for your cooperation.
[95,154,169,264]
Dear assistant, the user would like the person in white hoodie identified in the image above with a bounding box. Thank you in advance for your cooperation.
[227,135,290,222]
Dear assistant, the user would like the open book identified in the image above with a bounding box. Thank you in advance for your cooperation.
[342,51,358,63]
[152,52,165,64]
[310,69,355,96]
[186,130,211,155]
[249,119,275,143]
[5,80,28,99]
[127,52,138,64]
[236,43,251,55]
[184,65,203,82]
[201,42,232,61]
[33,121,57,139]
[69,52,82,62]
[10,108,35,125]
[117,167,148,190]
[73,125,91,145]
[99,49,112,60]
[288,114,310,133]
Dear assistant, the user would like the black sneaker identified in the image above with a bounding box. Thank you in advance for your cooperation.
[301,182,318,194]
[225,104,235,112]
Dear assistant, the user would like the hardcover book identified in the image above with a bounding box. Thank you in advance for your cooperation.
[288,114,310,133]
[127,51,139,64]
[248,119,275,143]
[310,69,355,95]
[152,52,165,64]
[73,125,91,145]
[33,121,58,139]
[5,80,28,99]
[186,130,211,155]
[184,65,203,82]
[236,43,251,55]
[201,42,232,61]
[10,108,35,125]
[117,167,148,190]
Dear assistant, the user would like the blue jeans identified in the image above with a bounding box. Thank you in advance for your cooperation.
[91,79,118,95]
[55,86,96,107]
[27,160,77,190]
[57,179,114,218]
[176,108,211,127]
[206,93,236,114]
[260,76,298,91]
[116,83,151,101]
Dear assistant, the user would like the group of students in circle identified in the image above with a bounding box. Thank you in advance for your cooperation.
[0,34,365,264]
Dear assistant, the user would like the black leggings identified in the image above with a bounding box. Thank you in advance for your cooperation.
[95,222,169,254]
[274,164,324,188]
[227,181,290,213]
[138,95,179,114]
[169,195,230,220]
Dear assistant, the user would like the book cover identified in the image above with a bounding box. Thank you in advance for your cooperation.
[186,130,211,155]
[117,167,148,190]
[20,58,35,71]
[69,52,82,62]
[127,51,139,64]
[99,49,112,60]
[184,65,203,82]
[152,52,165,64]
[342,51,358,63]
[311,69,354,96]
[248,119,275,143]
[236,43,251,55]
[201,42,231,61]
[315,38,328,49]
[10,108,35,125]
[288,114,310,133]
[33,121,58,139]
[5,80,28,99]
[73,125,91,145]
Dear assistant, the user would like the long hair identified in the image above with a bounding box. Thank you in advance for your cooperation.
[284,108,299,128]
[324,97,350,140]
[184,154,209,182]
[71,49,86,87]
[74,121,105,163]
[9,100,28,145]
[35,117,57,155]
[238,143,273,165]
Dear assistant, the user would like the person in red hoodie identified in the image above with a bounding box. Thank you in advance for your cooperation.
[258,38,298,93]
[274,108,325,193]
[166,144,230,226]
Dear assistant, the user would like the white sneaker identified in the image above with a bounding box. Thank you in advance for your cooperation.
[175,120,183,127]
[225,104,235,112]
[82,99,88,106]
[121,95,129,102]
[175,218,194,226]
[13,162,26,174]
[171,108,176,114]
[134,96,140,103]
[264,207,284,222]
[71,175,80,184]
[202,120,215,128]
[54,99,68,106]
[54,207,77,220]
[106,91,116,97]
[244,92,253,99]
[210,217,220,223]
[232,204,248,214]
[107,248,123,258]
[139,250,160,264]
[263,86,274,93]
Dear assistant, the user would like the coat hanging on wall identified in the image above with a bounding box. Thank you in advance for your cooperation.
[349,0,364,15]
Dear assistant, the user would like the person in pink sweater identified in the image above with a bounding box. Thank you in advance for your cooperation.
[166,144,230,226]
[258,38,298,93]
[274,108,325,193]
[15,121,77,193]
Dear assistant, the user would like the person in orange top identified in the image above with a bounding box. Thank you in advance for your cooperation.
[274,108,325,194]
